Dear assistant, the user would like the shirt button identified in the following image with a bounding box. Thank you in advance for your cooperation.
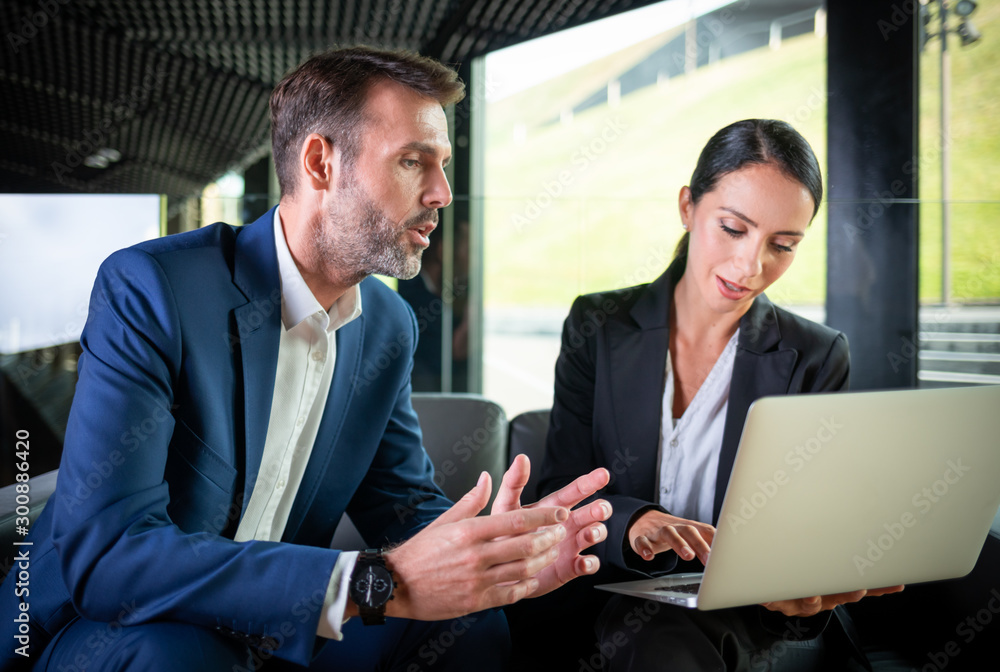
[296,416,305,427]
[276,479,286,490]
[312,351,324,362]
[670,439,678,448]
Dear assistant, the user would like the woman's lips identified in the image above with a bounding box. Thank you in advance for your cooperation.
[716,275,751,300]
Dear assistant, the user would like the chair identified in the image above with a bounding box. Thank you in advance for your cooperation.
[329,392,509,550]
[506,409,550,503]
[0,469,58,579]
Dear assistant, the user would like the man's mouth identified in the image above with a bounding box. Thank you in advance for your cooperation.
[406,216,437,248]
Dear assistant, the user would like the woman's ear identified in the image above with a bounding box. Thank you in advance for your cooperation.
[678,186,695,230]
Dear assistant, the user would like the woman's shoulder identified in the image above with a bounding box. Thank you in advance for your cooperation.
[762,299,848,353]
[567,281,654,325]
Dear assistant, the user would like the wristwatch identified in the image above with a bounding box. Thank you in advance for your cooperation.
[349,549,396,625]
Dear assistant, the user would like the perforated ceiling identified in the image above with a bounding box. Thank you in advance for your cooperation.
[0,0,660,200]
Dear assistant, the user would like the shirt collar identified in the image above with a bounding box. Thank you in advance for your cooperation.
[273,206,362,333]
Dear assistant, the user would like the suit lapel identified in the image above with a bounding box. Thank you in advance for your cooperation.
[231,208,282,514]
[712,294,798,522]
[607,265,678,499]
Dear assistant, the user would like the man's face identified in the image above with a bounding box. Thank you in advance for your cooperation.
[314,80,452,285]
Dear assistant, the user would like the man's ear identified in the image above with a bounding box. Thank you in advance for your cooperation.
[299,133,342,192]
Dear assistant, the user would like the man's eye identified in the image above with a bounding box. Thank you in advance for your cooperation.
[402,159,420,168]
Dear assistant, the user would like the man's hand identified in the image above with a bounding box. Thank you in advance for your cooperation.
[761,585,905,617]
[490,454,612,598]
[627,510,715,564]
[383,471,570,621]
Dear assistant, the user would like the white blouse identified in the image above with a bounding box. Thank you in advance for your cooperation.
[657,329,739,524]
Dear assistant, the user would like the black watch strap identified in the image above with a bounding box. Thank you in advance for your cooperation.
[354,549,395,626]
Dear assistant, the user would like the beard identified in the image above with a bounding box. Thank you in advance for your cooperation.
[313,173,437,286]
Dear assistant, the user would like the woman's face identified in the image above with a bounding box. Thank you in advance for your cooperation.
[678,162,815,318]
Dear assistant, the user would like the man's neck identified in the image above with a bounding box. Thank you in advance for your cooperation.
[278,198,355,311]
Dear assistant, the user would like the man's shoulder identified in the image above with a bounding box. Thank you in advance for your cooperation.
[130,222,240,259]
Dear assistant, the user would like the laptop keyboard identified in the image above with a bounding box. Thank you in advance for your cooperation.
[654,583,701,595]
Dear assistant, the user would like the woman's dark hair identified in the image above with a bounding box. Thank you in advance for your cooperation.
[674,119,823,260]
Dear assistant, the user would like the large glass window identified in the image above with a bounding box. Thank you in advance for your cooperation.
[917,0,1000,387]
[484,0,829,416]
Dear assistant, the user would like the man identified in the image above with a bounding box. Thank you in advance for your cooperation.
[0,47,611,671]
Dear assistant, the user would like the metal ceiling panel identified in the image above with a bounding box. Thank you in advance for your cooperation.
[0,0,663,199]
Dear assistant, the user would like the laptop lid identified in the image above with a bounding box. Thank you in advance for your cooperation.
[695,385,1000,611]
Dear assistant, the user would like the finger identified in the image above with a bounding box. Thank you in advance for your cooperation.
[575,554,600,576]
[574,523,607,553]
[867,585,904,597]
[675,526,713,564]
[799,596,823,616]
[485,543,561,585]
[480,523,567,568]
[471,505,569,541]
[823,590,867,607]
[631,535,656,561]
[565,501,612,544]
[532,468,610,510]
[484,577,540,609]
[647,526,696,561]
[429,471,491,528]
[491,454,530,515]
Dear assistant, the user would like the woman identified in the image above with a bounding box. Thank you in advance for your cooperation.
[534,119,899,671]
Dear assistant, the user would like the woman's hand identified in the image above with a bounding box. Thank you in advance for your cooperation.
[760,585,904,617]
[627,510,715,564]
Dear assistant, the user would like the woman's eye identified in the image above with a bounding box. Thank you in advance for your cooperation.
[772,242,794,253]
[720,223,742,238]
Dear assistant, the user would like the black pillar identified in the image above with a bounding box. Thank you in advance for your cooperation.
[826,0,920,390]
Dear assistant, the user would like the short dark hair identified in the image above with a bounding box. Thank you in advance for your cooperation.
[675,119,823,259]
[269,46,466,197]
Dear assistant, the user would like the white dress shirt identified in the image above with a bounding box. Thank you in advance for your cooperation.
[657,330,739,524]
[233,207,362,640]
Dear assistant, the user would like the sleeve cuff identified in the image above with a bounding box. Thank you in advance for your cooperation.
[316,551,358,640]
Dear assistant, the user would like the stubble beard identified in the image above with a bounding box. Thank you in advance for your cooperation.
[313,174,436,287]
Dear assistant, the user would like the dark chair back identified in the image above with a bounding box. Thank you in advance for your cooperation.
[506,409,550,504]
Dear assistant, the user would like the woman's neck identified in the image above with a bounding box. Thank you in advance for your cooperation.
[671,272,745,347]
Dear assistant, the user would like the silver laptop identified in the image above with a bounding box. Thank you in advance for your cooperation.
[596,385,1000,610]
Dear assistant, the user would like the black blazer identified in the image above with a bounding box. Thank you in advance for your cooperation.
[539,258,850,578]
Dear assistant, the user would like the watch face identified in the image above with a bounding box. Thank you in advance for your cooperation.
[351,564,393,607]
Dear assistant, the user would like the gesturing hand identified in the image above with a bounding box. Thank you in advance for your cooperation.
[490,454,612,598]
[761,585,904,618]
[383,471,570,621]
[628,510,716,564]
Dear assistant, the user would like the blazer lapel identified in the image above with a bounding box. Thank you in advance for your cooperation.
[712,294,798,522]
[606,265,678,499]
[231,208,282,514]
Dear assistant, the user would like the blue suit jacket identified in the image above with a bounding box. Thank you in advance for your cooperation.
[2,209,451,667]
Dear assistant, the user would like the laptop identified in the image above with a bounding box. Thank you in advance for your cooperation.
[596,385,1000,610]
